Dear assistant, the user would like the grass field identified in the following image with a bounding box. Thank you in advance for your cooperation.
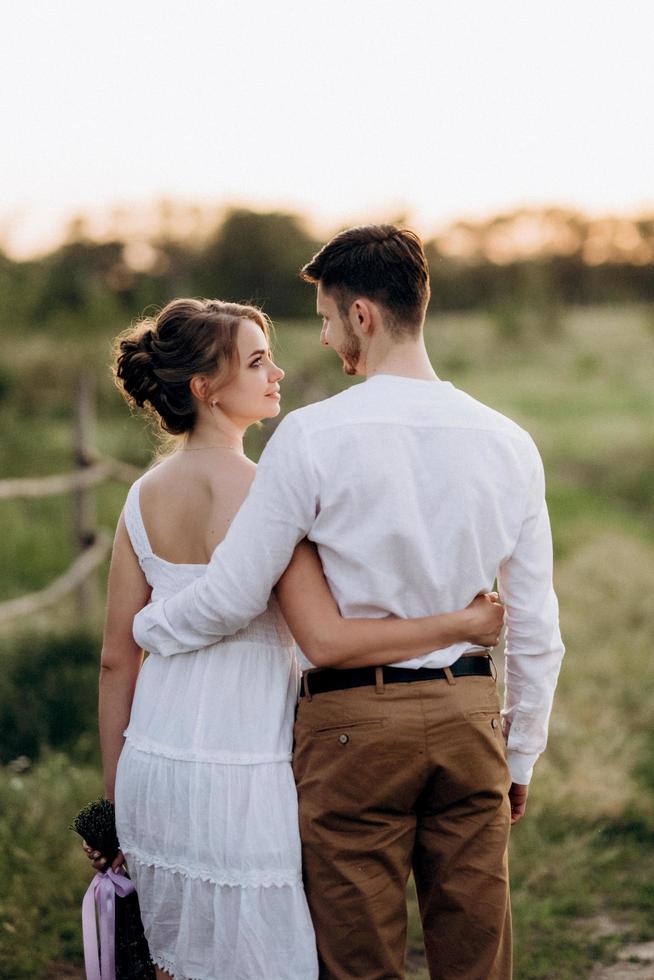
[1,304,653,978]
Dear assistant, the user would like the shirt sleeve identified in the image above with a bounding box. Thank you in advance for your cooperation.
[132,412,319,656]
[497,441,565,785]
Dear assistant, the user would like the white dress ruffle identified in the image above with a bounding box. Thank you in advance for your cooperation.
[114,478,318,980]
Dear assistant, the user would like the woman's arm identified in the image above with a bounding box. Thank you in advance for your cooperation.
[99,513,151,802]
[275,541,504,669]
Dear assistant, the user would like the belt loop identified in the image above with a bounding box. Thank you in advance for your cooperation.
[303,670,313,702]
[375,667,385,694]
[443,666,456,686]
[488,654,497,682]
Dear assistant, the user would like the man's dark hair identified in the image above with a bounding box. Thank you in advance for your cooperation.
[300,224,430,336]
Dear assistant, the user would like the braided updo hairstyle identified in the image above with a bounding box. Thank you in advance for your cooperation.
[114,298,271,436]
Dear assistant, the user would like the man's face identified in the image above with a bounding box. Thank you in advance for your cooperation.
[316,283,362,376]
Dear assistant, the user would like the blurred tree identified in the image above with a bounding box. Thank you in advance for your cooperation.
[0,251,41,331]
[0,206,653,337]
[194,209,319,317]
[30,237,133,332]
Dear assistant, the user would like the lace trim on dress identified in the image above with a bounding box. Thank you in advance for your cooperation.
[123,731,292,765]
[150,948,318,980]
[125,847,303,888]
[149,950,318,980]
[150,948,201,980]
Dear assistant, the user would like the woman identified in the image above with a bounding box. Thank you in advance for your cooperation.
[86,298,504,980]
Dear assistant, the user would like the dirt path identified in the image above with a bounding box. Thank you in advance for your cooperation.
[590,941,654,979]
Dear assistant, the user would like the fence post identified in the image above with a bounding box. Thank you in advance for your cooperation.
[74,373,98,619]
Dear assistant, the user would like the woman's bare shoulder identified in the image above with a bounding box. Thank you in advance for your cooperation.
[138,453,179,491]
[139,450,256,512]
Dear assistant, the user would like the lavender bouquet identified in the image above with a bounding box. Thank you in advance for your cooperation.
[72,799,155,980]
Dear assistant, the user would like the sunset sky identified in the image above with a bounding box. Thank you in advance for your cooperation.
[1,0,653,255]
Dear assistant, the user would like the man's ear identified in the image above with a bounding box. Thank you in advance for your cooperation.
[349,298,374,337]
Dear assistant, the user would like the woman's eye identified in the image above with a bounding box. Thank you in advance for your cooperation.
[251,358,263,367]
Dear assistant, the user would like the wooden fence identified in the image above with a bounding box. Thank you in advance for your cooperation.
[0,376,142,626]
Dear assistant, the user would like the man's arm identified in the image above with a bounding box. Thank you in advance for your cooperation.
[497,443,565,788]
[132,413,318,656]
[276,541,505,668]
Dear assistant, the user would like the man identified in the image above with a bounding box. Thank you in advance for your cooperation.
[134,225,564,979]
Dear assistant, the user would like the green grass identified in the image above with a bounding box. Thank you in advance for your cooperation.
[1,304,653,977]
[0,754,101,979]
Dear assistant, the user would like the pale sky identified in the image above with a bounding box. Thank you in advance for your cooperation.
[1,0,653,256]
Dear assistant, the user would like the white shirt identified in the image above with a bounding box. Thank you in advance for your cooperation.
[133,374,565,784]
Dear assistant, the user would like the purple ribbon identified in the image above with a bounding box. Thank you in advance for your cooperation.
[82,867,136,980]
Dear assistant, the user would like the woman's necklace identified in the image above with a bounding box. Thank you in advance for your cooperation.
[182,444,244,453]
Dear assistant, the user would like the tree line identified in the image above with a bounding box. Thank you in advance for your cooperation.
[1,205,653,335]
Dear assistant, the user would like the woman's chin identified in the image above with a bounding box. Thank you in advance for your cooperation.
[263,400,282,418]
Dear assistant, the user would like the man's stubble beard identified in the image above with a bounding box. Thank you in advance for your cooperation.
[339,320,362,377]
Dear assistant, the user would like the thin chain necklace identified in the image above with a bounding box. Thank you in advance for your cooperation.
[182,444,244,453]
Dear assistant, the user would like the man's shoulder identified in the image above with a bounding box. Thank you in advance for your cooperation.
[278,381,539,464]
[450,385,535,448]
[283,384,363,430]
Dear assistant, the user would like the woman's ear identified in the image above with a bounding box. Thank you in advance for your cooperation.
[189,375,212,403]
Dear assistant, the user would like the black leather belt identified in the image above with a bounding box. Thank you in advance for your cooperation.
[299,656,493,698]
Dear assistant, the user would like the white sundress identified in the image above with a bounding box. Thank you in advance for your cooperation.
[114,477,318,980]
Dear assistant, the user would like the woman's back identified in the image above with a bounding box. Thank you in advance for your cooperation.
[138,450,257,566]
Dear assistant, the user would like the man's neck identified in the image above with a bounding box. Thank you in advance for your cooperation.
[363,337,439,382]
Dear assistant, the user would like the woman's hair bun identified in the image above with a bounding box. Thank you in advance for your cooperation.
[115,327,160,409]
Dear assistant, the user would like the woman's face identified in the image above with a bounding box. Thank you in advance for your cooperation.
[214,318,284,424]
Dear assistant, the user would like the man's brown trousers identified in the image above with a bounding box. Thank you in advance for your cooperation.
[293,667,512,980]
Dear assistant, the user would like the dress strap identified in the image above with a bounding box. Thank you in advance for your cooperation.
[123,478,154,564]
